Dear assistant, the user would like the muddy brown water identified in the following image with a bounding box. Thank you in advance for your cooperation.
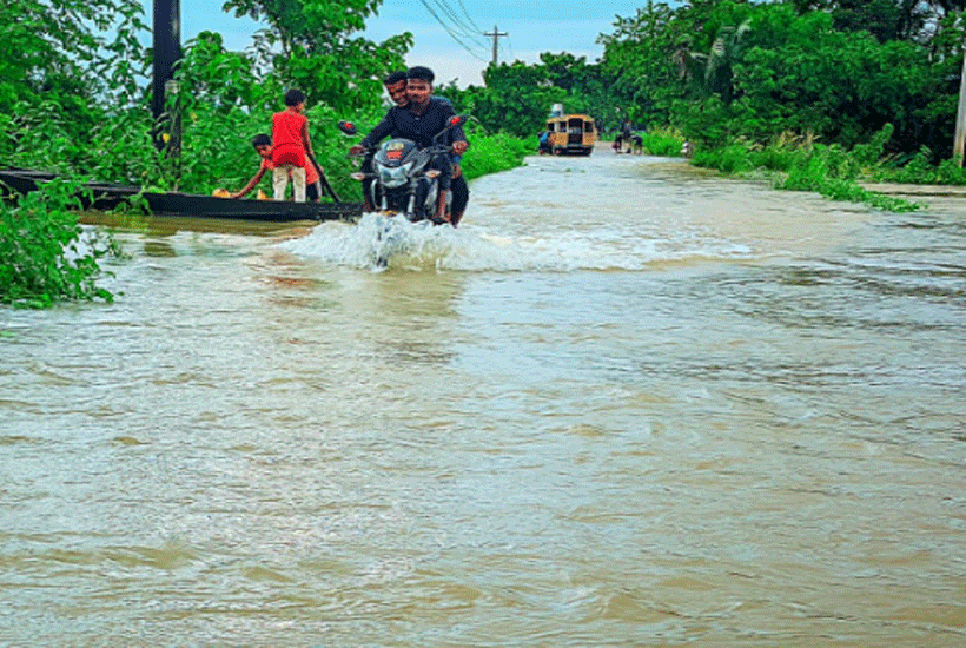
[2,151,965,646]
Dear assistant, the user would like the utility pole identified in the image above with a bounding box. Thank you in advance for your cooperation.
[152,0,181,161]
[954,36,966,166]
[483,25,508,65]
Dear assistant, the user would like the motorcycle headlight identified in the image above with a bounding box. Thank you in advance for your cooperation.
[380,162,413,188]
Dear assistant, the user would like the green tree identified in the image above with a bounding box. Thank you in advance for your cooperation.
[0,0,147,173]
[221,0,411,113]
[438,54,616,138]
[599,0,964,158]
[441,61,565,138]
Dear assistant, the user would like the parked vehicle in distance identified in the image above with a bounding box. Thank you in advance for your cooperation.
[545,113,596,156]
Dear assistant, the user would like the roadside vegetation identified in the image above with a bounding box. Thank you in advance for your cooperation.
[439,0,966,212]
[3,0,965,305]
[1,0,525,307]
[1,180,120,308]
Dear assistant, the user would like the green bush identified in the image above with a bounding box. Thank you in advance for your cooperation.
[693,144,756,174]
[0,180,118,309]
[773,145,920,212]
[691,126,923,212]
[639,128,685,157]
[460,125,532,181]
[877,146,966,185]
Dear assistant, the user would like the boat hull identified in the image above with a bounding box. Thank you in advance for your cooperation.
[0,168,362,222]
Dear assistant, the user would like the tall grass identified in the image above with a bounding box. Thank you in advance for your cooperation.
[692,126,924,212]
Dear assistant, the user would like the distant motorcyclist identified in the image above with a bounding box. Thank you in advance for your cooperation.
[351,66,468,223]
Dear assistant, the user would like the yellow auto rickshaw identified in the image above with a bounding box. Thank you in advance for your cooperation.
[546,113,597,156]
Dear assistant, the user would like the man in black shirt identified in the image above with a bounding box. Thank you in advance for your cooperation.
[355,71,409,210]
[353,66,469,223]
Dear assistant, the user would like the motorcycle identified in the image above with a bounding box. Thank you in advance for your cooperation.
[338,115,467,224]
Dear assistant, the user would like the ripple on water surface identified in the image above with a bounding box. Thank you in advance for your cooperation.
[2,152,966,647]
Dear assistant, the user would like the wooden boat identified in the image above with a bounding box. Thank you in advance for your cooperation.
[0,167,363,222]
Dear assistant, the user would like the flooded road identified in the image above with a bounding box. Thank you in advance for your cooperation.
[2,151,965,646]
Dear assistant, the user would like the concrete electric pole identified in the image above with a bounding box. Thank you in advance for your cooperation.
[954,39,966,166]
[483,26,508,65]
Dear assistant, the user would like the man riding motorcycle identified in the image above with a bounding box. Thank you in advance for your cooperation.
[351,66,469,223]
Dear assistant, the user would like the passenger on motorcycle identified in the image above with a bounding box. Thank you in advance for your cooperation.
[355,71,409,210]
[351,66,469,223]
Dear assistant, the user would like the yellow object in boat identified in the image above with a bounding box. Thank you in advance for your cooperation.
[212,189,230,198]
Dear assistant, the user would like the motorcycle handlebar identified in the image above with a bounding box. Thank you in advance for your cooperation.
[348,143,458,158]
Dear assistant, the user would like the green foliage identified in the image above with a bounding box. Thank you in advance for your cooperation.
[692,126,923,212]
[589,0,966,201]
[877,147,966,185]
[459,125,533,180]
[638,128,686,157]
[0,0,147,172]
[2,0,411,193]
[221,0,411,114]
[440,63,566,138]
[439,54,616,138]
[0,180,119,309]
[693,144,755,174]
[598,0,963,166]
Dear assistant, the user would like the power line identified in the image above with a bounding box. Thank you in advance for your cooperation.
[427,0,487,48]
[417,0,488,61]
[453,0,482,33]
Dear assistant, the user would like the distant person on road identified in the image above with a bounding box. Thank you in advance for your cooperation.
[621,119,633,154]
[539,130,551,154]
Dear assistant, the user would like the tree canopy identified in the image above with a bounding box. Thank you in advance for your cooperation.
[440,0,965,160]
[0,0,412,196]
[2,0,965,186]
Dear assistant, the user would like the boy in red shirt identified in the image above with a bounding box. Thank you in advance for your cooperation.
[231,134,321,201]
[271,89,314,201]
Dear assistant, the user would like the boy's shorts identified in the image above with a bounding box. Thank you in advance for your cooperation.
[306,182,319,202]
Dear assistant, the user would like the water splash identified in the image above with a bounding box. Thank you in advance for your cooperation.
[278,213,753,272]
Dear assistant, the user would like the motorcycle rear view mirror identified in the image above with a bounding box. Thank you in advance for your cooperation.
[337,120,358,136]
[433,115,468,143]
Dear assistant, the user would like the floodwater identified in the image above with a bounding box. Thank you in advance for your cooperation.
[2,150,965,647]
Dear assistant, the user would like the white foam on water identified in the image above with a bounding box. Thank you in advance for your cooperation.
[278,213,753,272]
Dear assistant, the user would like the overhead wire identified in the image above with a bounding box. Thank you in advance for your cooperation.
[429,0,487,48]
[454,0,483,33]
[415,0,488,61]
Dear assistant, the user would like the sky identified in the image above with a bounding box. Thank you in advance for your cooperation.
[149,0,651,88]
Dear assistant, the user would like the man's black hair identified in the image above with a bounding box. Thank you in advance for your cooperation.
[284,89,306,106]
[406,66,435,83]
[251,133,271,147]
[384,71,407,86]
